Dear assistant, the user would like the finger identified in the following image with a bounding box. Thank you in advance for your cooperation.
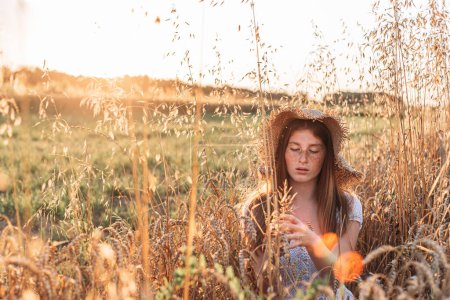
[279,214,300,223]
[279,223,306,233]
[281,220,309,232]
[278,224,296,233]
[285,233,303,240]
[287,241,303,249]
[279,215,307,228]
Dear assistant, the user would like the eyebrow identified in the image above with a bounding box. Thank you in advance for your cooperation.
[288,142,323,147]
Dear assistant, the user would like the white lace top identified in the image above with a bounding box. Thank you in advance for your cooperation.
[346,193,363,228]
[280,193,363,300]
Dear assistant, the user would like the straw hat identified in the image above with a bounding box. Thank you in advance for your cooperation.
[258,107,363,190]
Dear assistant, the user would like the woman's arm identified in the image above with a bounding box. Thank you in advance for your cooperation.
[278,214,361,274]
[308,220,361,273]
[249,246,270,294]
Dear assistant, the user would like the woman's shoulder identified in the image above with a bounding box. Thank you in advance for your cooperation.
[342,191,363,225]
[343,191,362,207]
[237,184,271,215]
[238,190,268,216]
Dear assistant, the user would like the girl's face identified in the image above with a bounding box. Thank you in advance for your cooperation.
[284,129,326,185]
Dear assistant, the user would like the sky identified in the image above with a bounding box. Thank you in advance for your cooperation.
[0,0,376,94]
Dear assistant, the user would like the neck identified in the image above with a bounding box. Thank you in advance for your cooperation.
[289,179,318,206]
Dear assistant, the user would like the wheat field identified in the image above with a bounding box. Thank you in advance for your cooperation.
[0,0,449,299]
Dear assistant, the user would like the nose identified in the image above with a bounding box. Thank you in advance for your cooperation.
[298,150,308,162]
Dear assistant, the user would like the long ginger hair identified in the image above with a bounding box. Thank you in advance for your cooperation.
[244,119,352,253]
[275,119,350,234]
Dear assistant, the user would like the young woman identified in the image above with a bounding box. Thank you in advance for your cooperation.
[241,108,363,299]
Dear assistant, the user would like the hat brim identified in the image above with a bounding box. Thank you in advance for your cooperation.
[258,108,362,189]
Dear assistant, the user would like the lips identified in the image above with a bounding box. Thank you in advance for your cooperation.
[296,167,309,172]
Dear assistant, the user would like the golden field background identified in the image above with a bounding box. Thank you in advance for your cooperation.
[0,0,449,299]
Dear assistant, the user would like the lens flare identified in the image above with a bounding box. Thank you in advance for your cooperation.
[334,251,363,283]
[322,232,338,250]
[312,232,339,258]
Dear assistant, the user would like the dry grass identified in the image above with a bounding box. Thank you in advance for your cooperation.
[0,0,449,299]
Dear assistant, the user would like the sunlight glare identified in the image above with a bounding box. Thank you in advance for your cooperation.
[334,251,363,283]
[322,232,338,250]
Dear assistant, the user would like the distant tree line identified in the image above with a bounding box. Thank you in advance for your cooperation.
[1,67,408,118]
[0,67,297,102]
[323,91,401,106]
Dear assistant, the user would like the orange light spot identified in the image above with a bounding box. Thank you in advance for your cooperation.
[155,17,161,24]
[322,232,338,250]
[312,232,338,258]
[334,251,363,283]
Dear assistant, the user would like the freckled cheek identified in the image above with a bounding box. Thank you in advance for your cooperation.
[284,154,297,175]
[284,152,295,164]
[312,156,326,171]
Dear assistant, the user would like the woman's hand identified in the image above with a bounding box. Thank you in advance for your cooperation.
[276,213,321,250]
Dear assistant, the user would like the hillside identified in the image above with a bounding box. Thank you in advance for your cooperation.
[0,66,301,106]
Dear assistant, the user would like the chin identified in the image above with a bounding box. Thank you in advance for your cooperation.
[288,173,319,185]
[291,177,313,184]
